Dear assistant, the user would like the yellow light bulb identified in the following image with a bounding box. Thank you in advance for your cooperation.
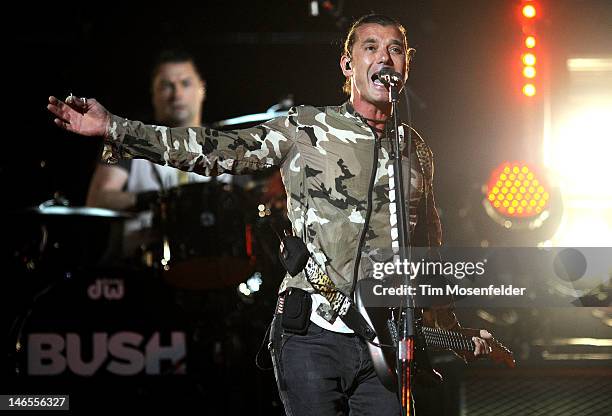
[523,83,536,96]
[522,4,536,18]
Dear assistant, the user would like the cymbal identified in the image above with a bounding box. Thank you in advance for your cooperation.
[25,205,132,219]
[211,110,288,128]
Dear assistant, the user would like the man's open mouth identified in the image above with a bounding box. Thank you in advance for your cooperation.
[371,73,386,87]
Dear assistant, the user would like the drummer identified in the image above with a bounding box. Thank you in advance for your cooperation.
[86,50,232,254]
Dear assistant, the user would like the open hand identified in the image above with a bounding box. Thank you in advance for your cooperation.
[47,95,111,138]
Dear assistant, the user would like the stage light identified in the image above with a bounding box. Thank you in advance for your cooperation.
[522,4,536,19]
[474,161,563,245]
[547,57,612,246]
[523,83,536,96]
[525,36,536,49]
[522,53,536,66]
[548,108,611,196]
[566,57,612,72]
[523,66,536,78]
[246,272,263,292]
[547,107,612,245]
[238,282,251,296]
[486,162,549,218]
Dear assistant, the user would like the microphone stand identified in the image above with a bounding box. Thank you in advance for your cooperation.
[383,74,415,416]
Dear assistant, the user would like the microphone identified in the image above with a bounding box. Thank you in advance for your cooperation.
[376,67,403,87]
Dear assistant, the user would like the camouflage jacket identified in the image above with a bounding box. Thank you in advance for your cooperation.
[103,102,448,323]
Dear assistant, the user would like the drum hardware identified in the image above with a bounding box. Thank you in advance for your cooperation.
[155,191,172,271]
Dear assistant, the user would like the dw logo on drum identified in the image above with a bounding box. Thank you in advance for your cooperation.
[87,278,124,300]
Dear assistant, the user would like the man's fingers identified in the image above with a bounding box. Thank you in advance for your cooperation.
[48,96,77,131]
[53,118,71,131]
[479,330,493,339]
[47,101,60,116]
[48,96,68,113]
[47,96,62,113]
[48,94,109,137]
[472,337,481,355]
[65,94,88,110]
[472,337,490,356]
[47,101,70,123]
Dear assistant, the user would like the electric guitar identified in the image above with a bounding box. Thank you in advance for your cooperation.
[355,281,515,391]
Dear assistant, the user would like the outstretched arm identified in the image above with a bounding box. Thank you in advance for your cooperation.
[47,95,297,176]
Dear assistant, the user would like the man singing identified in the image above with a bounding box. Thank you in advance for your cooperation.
[48,13,494,416]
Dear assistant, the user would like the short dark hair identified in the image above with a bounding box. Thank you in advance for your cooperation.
[150,49,204,84]
[341,14,410,95]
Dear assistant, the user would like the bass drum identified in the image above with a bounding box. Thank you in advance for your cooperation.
[151,181,256,290]
[8,267,198,409]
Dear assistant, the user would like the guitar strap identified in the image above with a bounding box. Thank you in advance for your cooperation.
[303,257,376,342]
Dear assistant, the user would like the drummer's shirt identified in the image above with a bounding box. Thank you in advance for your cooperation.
[120,159,232,232]
[310,130,424,333]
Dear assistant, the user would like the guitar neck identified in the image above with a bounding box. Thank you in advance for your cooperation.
[421,326,474,352]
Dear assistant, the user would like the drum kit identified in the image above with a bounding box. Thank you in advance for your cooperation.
[5,108,291,409]
[11,179,284,281]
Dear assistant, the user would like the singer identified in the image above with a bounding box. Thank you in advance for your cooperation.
[47,13,494,416]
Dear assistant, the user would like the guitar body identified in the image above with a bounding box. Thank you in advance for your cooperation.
[354,281,441,392]
[355,279,515,393]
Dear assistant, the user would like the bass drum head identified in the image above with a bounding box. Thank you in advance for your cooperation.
[11,267,195,409]
[9,266,269,412]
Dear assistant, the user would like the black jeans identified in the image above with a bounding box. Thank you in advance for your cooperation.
[269,316,400,416]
